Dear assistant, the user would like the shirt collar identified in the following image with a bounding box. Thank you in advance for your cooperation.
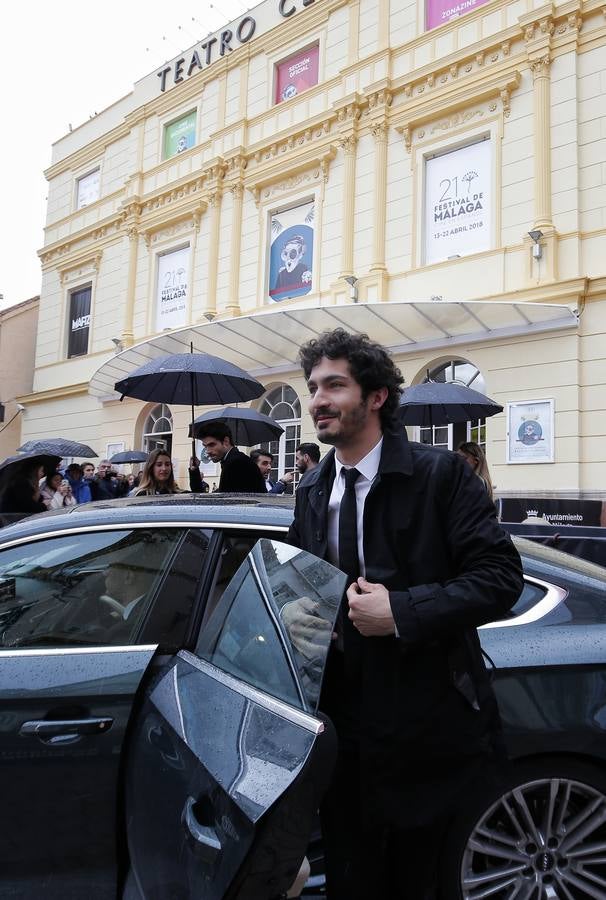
[335,438,383,484]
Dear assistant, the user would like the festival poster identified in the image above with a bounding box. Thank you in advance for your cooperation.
[506,400,555,464]
[163,111,197,158]
[426,0,491,30]
[275,44,319,104]
[156,246,189,331]
[424,139,492,264]
[268,201,314,303]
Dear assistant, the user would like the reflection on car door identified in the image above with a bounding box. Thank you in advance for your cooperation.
[0,526,190,899]
[126,539,345,900]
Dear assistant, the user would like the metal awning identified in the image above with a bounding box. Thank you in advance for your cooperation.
[89,299,579,401]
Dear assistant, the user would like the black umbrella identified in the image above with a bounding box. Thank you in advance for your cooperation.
[109,450,149,464]
[18,438,98,458]
[0,451,62,484]
[188,408,284,446]
[115,348,265,455]
[398,382,503,427]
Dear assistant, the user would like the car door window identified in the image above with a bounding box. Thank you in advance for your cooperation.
[0,528,184,649]
[196,539,345,713]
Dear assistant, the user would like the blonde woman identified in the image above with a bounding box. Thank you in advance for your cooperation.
[130,450,180,496]
[457,441,494,501]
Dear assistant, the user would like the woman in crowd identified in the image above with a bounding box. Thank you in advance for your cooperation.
[40,472,77,510]
[130,449,180,496]
[0,461,47,516]
[457,441,494,501]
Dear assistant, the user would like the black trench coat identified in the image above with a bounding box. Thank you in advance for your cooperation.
[287,428,523,828]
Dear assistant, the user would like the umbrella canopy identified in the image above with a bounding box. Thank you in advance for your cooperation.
[114,352,264,406]
[398,382,503,427]
[18,438,98,458]
[0,451,62,483]
[109,450,149,464]
[188,407,284,446]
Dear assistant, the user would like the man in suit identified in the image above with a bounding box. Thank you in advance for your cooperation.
[287,328,523,899]
[295,442,320,485]
[189,423,266,493]
[250,449,294,494]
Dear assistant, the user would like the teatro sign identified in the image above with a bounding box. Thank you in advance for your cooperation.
[157,0,318,92]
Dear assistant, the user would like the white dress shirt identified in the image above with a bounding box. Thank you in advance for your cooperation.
[327,438,383,575]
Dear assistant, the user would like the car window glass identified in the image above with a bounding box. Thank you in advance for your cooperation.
[0,528,183,649]
[196,539,346,713]
[509,580,546,619]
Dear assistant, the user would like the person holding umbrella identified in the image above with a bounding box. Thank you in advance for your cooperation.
[189,423,266,493]
[0,458,50,518]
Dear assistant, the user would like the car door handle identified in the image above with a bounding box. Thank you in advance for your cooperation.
[182,796,222,862]
[19,717,114,743]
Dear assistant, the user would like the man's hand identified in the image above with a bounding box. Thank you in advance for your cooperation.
[281,471,295,485]
[189,456,200,470]
[348,577,395,637]
[281,596,332,658]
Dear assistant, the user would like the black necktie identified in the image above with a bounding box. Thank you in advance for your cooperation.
[338,467,361,583]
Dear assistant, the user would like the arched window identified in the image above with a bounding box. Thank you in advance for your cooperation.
[259,385,301,486]
[416,359,487,452]
[142,404,173,455]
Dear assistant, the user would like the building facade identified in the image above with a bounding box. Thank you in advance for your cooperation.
[23,0,606,499]
[0,296,39,460]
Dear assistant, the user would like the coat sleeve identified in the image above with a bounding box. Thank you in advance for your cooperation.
[389,453,524,648]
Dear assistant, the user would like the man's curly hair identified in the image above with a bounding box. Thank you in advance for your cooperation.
[298,328,403,429]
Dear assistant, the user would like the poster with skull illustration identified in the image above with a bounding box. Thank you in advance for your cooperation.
[268,200,314,303]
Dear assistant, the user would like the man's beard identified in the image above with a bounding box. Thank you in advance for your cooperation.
[314,402,369,446]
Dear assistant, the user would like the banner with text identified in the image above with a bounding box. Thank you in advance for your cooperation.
[275,44,319,104]
[426,0,491,30]
[425,139,492,265]
[156,246,189,331]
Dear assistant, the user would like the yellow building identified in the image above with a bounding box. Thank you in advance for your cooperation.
[0,296,39,459]
[23,0,606,504]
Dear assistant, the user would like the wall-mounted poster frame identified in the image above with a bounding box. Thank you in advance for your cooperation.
[155,245,190,331]
[424,135,492,265]
[267,198,315,303]
[163,109,197,159]
[274,42,320,105]
[506,399,555,464]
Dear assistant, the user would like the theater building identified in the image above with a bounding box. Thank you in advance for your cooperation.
[22,0,606,504]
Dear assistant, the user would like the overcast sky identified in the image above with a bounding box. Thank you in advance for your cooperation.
[0,0,248,310]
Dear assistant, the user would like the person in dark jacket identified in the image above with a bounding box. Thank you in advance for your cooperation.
[0,461,47,517]
[250,449,294,493]
[89,460,127,501]
[287,328,523,900]
[189,423,266,493]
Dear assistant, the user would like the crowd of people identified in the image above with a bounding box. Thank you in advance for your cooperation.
[0,436,325,518]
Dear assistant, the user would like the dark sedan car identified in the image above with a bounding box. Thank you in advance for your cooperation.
[0,495,605,900]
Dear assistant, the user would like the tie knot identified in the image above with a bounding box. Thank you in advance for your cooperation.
[343,467,361,489]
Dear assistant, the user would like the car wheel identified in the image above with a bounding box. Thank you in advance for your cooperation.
[440,758,606,899]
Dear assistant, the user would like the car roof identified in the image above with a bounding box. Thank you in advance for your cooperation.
[0,493,295,542]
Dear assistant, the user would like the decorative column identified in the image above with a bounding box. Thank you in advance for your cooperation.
[530,53,553,230]
[203,189,222,321]
[121,201,141,346]
[226,182,244,317]
[370,122,389,274]
[339,132,358,279]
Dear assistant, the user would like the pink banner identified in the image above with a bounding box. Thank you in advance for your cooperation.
[275,44,319,104]
[426,0,490,30]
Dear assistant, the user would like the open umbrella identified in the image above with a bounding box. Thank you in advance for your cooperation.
[0,451,62,484]
[18,438,98,458]
[188,408,284,446]
[398,382,503,427]
[115,347,265,455]
[109,450,149,464]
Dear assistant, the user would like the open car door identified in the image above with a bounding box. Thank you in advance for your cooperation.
[126,539,345,900]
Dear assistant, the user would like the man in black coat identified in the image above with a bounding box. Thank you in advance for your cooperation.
[287,328,523,899]
[189,422,266,493]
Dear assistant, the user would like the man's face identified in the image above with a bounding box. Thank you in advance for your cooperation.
[255,454,272,479]
[295,450,308,474]
[202,436,231,463]
[281,240,304,273]
[98,461,111,477]
[83,464,95,478]
[308,357,378,448]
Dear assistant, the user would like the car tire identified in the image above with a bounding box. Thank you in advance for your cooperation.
[439,757,606,900]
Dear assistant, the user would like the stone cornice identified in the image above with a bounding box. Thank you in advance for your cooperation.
[17,383,90,405]
[247,144,337,206]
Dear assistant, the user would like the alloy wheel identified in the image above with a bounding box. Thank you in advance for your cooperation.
[461,776,606,899]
